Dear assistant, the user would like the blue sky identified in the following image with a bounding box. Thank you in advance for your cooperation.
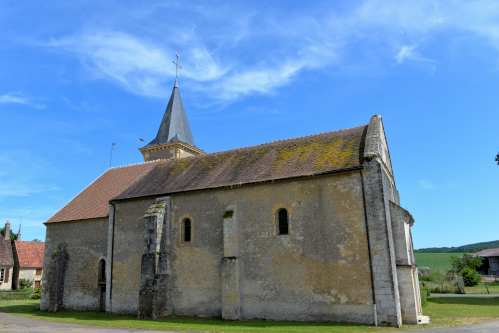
[0,0,497,248]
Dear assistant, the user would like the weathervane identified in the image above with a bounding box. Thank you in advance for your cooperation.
[173,51,181,79]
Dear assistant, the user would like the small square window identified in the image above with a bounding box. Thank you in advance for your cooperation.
[36,269,42,276]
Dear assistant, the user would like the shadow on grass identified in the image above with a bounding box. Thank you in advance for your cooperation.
[429,296,499,306]
[0,301,380,332]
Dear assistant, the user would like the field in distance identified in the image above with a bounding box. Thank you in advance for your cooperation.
[414,253,455,271]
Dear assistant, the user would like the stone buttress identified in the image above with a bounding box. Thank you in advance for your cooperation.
[361,115,422,327]
[138,197,173,319]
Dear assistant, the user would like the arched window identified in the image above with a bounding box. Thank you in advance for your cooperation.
[277,209,289,235]
[183,219,192,243]
[98,259,106,283]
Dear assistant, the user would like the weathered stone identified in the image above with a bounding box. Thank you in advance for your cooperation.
[42,115,422,327]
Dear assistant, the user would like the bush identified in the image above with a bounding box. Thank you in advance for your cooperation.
[419,270,451,282]
[462,267,482,286]
[30,287,41,300]
[420,287,430,306]
[19,278,33,289]
[449,254,483,275]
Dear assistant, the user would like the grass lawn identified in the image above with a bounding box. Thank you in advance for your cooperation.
[1,298,499,332]
[465,282,499,294]
[423,296,499,327]
[414,253,455,271]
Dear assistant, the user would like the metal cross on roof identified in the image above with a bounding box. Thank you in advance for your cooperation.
[173,51,181,79]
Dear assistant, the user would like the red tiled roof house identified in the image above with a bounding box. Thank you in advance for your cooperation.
[12,241,45,290]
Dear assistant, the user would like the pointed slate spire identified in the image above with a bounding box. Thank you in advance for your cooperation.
[146,79,198,148]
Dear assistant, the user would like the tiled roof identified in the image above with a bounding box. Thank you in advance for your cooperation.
[14,241,45,267]
[473,247,499,257]
[0,233,13,266]
[46,162,157,224]
[114,125,367,201]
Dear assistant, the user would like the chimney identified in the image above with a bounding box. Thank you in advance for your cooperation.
[4,220,10,241]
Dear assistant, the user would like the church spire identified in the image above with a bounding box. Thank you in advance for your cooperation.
[139,52,203,162]
[145,78,198,149]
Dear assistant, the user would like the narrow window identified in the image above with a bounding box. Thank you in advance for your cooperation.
[0,268,4,282]
[98,259,106,283]
[183,219,192,243]
[277,209,289,235]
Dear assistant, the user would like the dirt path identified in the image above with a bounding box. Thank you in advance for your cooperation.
[0,311,175,333]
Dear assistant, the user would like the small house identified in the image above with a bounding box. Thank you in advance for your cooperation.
[12,240,45,290]
[473,248,499,275]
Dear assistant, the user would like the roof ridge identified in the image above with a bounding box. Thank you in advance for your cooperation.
[154,124,368,164]
[109,159,163,170]
[15,240,45,243]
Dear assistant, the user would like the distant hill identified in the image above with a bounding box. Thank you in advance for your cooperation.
[415,240,499,253]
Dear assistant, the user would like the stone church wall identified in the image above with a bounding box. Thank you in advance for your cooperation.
[110,170,379,324]
[109,197,158,315]
[40,218,108,311]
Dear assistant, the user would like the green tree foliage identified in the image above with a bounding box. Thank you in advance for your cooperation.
[0,227,17,241]
[449,254,484,286]
[32,238,42,242]
[30,287,42,299]
[415,240,499,253]
[496,152,499,165]
[19,278,34,289]
[449,253,484,275]
[461,267,482,286]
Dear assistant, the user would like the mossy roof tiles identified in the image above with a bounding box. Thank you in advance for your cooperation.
[114,124,368,201]
[46,163,156,224]
[13,241,45,268]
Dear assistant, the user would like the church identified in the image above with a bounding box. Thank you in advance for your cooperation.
[40,75,422,327]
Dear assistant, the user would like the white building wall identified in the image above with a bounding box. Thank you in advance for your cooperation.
[0,266,13,290]
[19,268,42,288]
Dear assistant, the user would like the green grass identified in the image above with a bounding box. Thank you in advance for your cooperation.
[423,296,499,327]
[415,253,455,271]
[465,282,499,294]
[2,298,499,332]
[0,300,398,332]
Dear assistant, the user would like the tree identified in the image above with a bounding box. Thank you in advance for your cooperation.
[0,227,17,241]
[32,238,42,242]
[496,152,499,165]
[449,253,484,286]
[449,253,484,274]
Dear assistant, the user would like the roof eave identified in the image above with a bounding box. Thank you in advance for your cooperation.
[110,165,365,203]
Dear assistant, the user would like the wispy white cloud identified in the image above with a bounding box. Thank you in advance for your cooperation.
[395,45,435,64]
[40,1,499,101]
[47,32,228,97]
[0,93,45,109]
[0,151,58,198]
[419,179,434,190]
[0,183,58,197]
